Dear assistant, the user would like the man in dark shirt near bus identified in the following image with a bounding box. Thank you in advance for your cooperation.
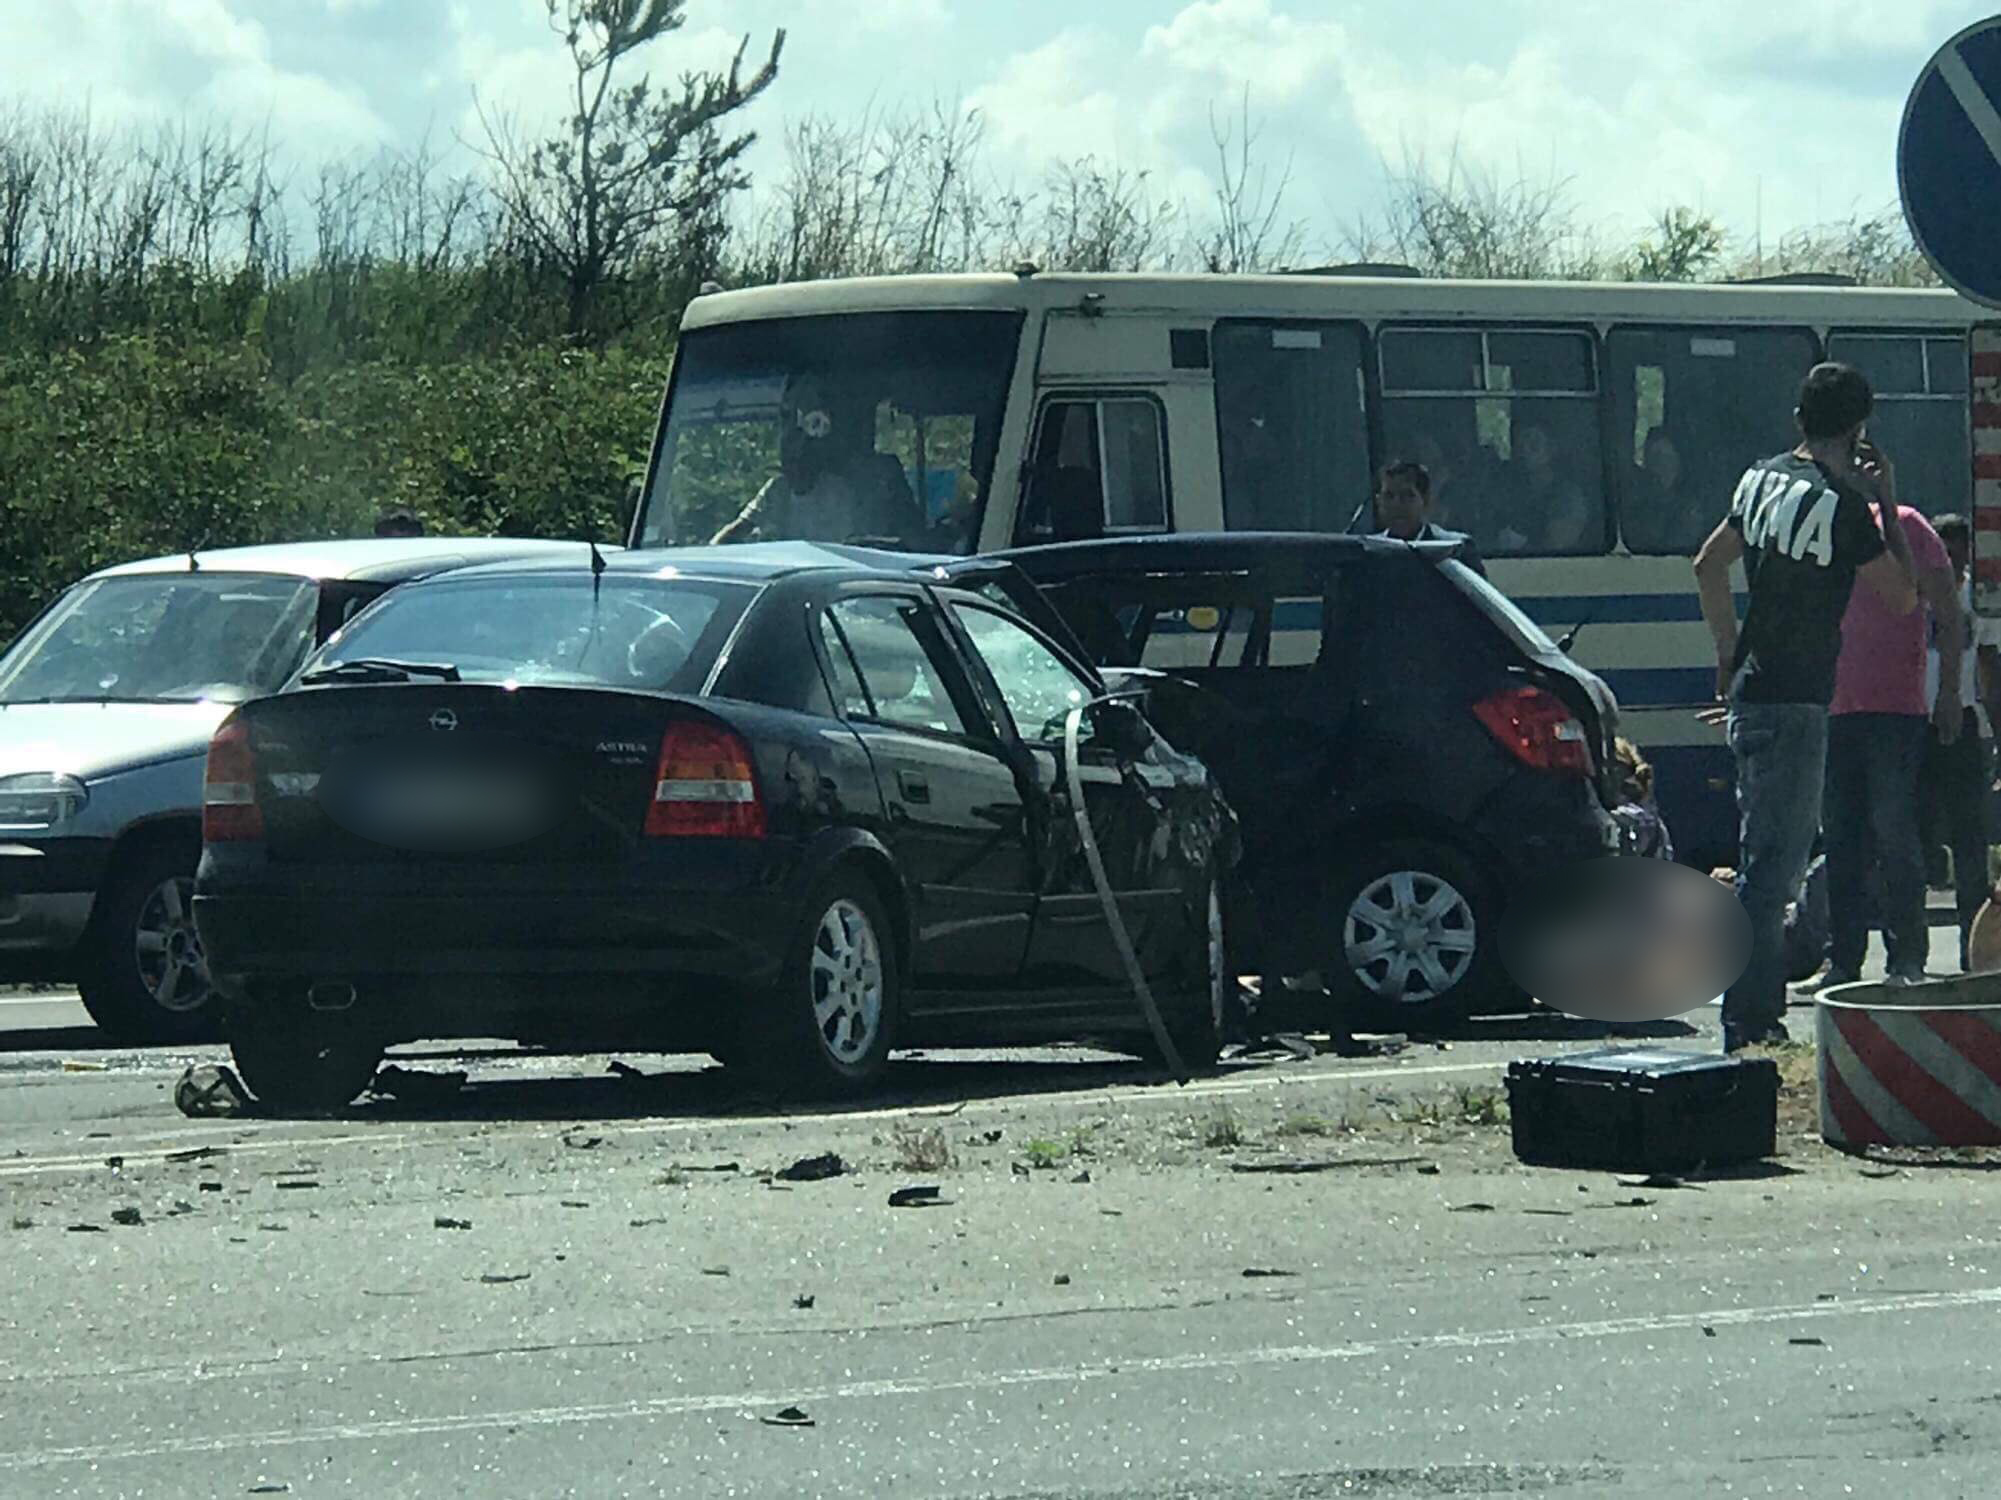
[1693,362,1919,1052]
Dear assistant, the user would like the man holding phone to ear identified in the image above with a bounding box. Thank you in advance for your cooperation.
[1693,362,1919,1051]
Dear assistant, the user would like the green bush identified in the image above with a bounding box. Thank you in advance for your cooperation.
[0,333,674,638]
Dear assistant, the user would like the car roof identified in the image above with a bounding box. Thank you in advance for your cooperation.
[987,531,1461,578]
[90,537,608,586]
[438,539,968,587]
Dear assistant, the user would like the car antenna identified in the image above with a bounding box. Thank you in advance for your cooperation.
[188,532,210,572]
[588,537,607,601]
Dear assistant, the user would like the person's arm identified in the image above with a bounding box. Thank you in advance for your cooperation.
[708,480,772,546]
[1850,451,1919,614]
[1918,555,1964,744]
[1693,518,1744,700]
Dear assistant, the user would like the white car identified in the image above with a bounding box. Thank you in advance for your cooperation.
[0,536,604,1042]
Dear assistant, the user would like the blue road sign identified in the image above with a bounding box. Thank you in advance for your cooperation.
[1902,17,2001,308]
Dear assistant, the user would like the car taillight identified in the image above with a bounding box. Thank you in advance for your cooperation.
[1472,685,1594,777]
[644,720,766,839]
[203,717,265,841]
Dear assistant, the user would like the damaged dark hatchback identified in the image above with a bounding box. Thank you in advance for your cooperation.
[959,533,1623,1030]
[192,543,1237,1112]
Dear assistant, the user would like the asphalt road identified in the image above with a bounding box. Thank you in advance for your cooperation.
[3,937,1999,1497]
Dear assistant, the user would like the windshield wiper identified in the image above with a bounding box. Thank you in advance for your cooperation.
[298,658,461,686]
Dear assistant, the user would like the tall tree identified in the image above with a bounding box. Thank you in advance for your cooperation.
[481,0,783,337]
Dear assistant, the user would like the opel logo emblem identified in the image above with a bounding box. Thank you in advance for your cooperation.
[429,709,459,732]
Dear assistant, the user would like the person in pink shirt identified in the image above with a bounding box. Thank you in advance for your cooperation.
[1798,441,1964,990]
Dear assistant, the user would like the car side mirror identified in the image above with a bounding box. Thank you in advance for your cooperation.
[1089,699,1153,761]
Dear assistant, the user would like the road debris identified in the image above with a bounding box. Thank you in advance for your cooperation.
[168,1201,196,1216]
[61,1059,108,1073]
[66,1223,106,1233]
[1449,1202,1497,1213]
[478,1273,531,1285]
[1070,1169,1092,1184]
[371,1066,467,1105]
[560,1201,589,1209]
[166,1146,225,1164]
[111,1207,143,1226]
[199,1181,224,1193]
[777,1152,846,1182]
[1702,1326,1717,1337]
[1620,1174,1700,1190]
[1789,1336,1826,1347]
[702,1266,731,1277]
[562,1133,604,1151]
[104,1156,124,1170]
[8,1217,31,1230]
[433,1216,472,1231]
[175,1064,252,1117]
[888,1185,947,1208]
[681,1162,741,1173]
[760,1406,815,1428]
[1232,1156,1432,1175]
[247,1486,291,1495]
[793,1294,815,1310]
[629,1217,669,1228]
[1242,1267,1297,1278]
[275,1180,319,1191]
[1053,1273,1072,1286]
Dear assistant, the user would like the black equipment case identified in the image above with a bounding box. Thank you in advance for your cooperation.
[1505,1047,1779,1172]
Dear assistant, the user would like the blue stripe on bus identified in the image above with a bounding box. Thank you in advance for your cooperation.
[1513,593,1747,625]
[1595,667,1718,708]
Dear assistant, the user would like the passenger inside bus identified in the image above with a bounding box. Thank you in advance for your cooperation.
[1509,422,1594,552]
[709,372,922,547]
[1623,428,1686,553]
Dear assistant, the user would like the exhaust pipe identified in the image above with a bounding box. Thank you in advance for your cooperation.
[307,980,356,1012]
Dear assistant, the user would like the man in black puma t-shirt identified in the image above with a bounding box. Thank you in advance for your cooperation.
[1693,362,1918,1051]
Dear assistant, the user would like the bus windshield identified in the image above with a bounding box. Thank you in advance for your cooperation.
[636,309,1024,556]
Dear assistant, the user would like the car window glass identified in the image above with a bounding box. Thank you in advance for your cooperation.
[1214,319,1372,533]
[952,604,1094,742]
[818,610,872,718]
[0,573,318,705]
[1608,326,1819,554]
[316,576,746,691]
[828,596,967,735]
[1379,326,1604,558]
[1015,397,1167,544]
[1826,331,1970,520]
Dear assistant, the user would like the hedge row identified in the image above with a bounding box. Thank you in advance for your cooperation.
[0,335,673,636]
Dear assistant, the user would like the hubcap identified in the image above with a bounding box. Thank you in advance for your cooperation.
[135,875,211,1014]
[809,899,884,1065]
[1344,868,1477,1005]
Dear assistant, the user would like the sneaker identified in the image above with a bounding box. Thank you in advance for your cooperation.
[1886,963,1929,987]
[1791,963,1858,997]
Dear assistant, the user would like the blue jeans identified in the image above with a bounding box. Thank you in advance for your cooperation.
[1725,699,1828,1039]
[1824,712,1928,975]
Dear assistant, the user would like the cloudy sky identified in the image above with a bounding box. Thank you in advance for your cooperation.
[4,0,1995,252]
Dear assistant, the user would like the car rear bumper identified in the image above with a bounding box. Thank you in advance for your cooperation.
[193,842,797,1043]
[0,837,111,961]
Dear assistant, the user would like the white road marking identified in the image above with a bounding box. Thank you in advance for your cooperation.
[2,1283,1997,1470]
[1939,44,2001,170]
[0,1057,1514,1177]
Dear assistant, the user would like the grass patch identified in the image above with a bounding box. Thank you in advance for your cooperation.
[1021,1138,1069,1171]
[1391,1084,1510,1130]
[1200,1106,1244,1150]
[889,1124,953,1174]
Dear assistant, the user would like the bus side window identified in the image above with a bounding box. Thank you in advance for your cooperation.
[1379,326,1605,558]
[1607,326,1819,556]
[1016,396,1168,544]
[1213,320,1371,534]
[1826,332,1970,520]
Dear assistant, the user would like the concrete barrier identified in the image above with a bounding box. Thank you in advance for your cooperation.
[1817,977,2001,1148]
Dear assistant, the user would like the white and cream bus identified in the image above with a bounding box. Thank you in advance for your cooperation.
[629,270,1982,863]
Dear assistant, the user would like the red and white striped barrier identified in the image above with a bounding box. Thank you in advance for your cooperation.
[1817,978,2001,1148]
[1973,324,2001,619]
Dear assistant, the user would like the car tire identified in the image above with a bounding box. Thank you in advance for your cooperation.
[1326,838,1496,1033]
[751,869,899,1098]
[227,1001,384,1117]
[76,841,217,1045]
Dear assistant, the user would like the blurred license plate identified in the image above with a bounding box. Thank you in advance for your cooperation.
[364,770,540,831]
